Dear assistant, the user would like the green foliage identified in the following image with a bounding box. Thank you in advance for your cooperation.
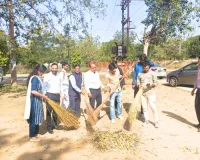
[13,30,200,65]
[0,51,9,66]
[149,38,188,60]
[99,40,114,61]
[142,0,194,55]
[0,31,9,73]
[0,0,106,39]
[70,50,81,67]
[185,35,200,58]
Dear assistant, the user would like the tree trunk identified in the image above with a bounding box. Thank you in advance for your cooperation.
[143,38,150,56]
[8,0,17,86]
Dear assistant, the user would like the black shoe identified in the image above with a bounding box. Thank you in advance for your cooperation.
[194,124,200,128]
[48,129,54,134]
[198,128,200,132]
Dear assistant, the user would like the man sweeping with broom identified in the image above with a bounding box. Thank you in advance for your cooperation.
[84,62,104,118]
[106,62,124,124]
[43,63,64,134]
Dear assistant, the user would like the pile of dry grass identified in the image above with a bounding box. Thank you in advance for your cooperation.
[47,99,79,128]
[92,130,139,151]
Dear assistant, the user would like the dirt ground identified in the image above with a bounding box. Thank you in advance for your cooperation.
[0,81,200,160]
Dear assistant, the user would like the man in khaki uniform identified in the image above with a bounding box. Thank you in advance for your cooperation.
[137,62,159,128]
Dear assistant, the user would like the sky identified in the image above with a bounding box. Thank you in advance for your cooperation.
[89,0,200,43]
[91,0,147,42]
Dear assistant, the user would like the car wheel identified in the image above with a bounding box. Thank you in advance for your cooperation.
[169,77,178,87]
[158,76,165,79]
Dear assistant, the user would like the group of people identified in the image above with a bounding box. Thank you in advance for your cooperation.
[24,60,126,141]
[133,54,200,132]
[23,53,200,142]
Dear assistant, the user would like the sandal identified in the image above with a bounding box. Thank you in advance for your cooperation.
[36,134,45,138]
[30,137,40,142]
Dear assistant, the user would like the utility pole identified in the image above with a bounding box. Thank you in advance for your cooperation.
[126,0,131,55]
[121,0,125,49]
[112,0,132,59]
[121,0,131,57]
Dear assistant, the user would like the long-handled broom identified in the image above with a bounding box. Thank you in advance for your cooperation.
[123,87,143,131]
[47,99,79,128]
[84,79,123,126]
[85,64,134,126]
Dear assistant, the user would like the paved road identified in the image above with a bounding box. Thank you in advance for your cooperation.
[1,76,27,85]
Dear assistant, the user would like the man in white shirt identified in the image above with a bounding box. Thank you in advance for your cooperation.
[43,63,64,134]
[60,62,69,109]
[84,62,104,113]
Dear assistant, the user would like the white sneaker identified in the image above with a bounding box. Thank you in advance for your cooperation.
[118,115,124,121]
[111,119,116,124]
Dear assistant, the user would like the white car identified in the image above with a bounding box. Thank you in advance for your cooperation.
[150,64,166,79]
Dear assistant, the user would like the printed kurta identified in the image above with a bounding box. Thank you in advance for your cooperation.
[28,77,44,125]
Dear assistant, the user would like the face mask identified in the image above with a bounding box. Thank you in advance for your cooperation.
[52,71,57,75]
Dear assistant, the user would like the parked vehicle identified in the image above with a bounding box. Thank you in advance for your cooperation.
[150,64,167,78]
[167,62,198,87]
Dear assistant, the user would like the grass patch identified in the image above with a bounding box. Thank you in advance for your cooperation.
[0,84,27,93]
[92,130,139,152]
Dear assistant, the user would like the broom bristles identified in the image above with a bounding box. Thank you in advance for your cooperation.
[124,88,143,131]
[85,80,122,126]
[85,64,135,126]
[47,99,79,128]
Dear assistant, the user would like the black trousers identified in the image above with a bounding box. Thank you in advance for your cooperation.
[195,89,200,124]
[134,85,143,114]
[69,95,81,116]
[46,93,60,130]
[89,88,102,109]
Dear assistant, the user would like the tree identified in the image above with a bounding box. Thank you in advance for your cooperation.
[74,36,102,65]
[70,50,81,67]
[0,0,106,86]
[0,30,9,73]
[99,40,114,61]
[185,35,200,58]
[142,0,193,55]
[113,30,136,45]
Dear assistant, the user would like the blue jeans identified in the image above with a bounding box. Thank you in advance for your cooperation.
[110,91,122,119]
